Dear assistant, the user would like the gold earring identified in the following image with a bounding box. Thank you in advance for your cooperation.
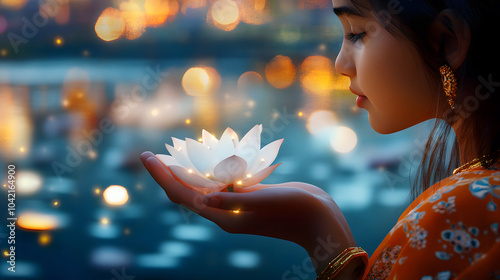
[440,64,458,110]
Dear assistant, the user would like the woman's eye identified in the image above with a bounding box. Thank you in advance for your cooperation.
[345,32,366,43]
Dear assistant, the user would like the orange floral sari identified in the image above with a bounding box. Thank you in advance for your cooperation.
[364,161,500,279]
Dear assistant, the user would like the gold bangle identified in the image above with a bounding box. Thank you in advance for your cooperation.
[316,247,368,280]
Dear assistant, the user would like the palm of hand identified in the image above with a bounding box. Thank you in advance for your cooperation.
[141,151,353,250]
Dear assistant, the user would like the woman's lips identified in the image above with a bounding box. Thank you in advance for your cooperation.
[349,87,368,108]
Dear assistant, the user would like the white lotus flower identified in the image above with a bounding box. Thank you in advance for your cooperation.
[156,125,283,194]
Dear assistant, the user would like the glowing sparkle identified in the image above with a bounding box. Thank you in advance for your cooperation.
[3,250,8,257]
[100,217,110,225]
[232,209,240,214]
[19,146,25,153]
[88,150,97,159]
[38,233,51,246]
[103,185,129,206]
[54,36,64,46]
[236,180,242,185]
[246,174,252,178]
[188,169,194,174]
[298,111,304,117]
[205,173,211,177]
[52,200,60,207]
[94,187,101,195]
[185,119,191,125]
[198,138,203,142]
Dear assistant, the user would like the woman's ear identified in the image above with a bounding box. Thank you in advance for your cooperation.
[428,8,471,70]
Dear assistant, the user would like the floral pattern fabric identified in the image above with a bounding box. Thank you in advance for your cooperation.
[364,162,500,279]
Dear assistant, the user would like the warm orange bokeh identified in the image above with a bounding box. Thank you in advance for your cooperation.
[300,55,336,95]
[18,212,60,231]
[237,71,264,90]
[265,55,296,89]
[95,7,126,41]
[182,66,221,96]
[239,0,272,25]
[0,0,28,10]
[207,0,240,31]
[120,1,146,40]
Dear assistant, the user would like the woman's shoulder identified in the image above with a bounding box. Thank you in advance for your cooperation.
[402,163,500,219]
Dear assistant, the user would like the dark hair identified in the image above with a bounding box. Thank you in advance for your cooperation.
[351,0,500,198]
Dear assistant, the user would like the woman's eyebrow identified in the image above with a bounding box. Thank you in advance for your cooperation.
[333,6,365,17]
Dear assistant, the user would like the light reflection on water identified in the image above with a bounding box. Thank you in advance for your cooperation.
[0,59,423,280]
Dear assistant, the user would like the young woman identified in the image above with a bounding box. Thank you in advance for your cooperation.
[141,0,500,278]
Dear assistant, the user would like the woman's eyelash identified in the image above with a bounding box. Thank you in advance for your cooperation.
[345,32,366,43]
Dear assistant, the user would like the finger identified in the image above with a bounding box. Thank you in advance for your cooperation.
[140,151,155,166]
[198,207,263,234]
[204,187,310,211]
[145,157,205,210]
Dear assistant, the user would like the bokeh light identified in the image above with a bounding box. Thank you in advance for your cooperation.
[16,171,43,195]
[300,55,336,95]
[120,0,146,40]
[182,67,221,96]
[103,185,129,206]
[145,0,170,27]
[0,0,28,10]
[95,7,126,42]
[18,212,60,231]
[237,71,264,91]
[306,110,338,135]
[0,15,7,34]
[265,55,296,89]
[330,126,358,153]
[38,233,52,246]
[209,0,240,31]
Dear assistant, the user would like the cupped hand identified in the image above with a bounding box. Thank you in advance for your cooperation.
[141,151,356,266]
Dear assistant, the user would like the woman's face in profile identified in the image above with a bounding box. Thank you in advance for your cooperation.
[333,0,441,134]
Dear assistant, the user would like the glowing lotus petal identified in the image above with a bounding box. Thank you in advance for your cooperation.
[212,128,238,161]
[168,165,226,191]
[202,129,218,148]
[165,144,198,174]
[239,163,281,188]
[185,138,218,174]
[213,155,247,184]
[157,125,282,194]
[156,154,181,166]
[249,139,283,173]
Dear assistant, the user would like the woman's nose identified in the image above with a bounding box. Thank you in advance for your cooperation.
[335,45,355,78]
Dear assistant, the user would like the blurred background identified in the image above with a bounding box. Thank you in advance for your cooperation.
[0,0,428,279]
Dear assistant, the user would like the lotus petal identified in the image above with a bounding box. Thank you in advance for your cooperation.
[236,125,261,169]
[238,163,282,188]
[156,155,181,166]
[202,130,218,148]
[249,139,284,173]
[165,144,198,174]
[212,129,237,161]
[213,155,247,184]
[185,138,218,175]
[172,137,186,152]
[168,165,227,191]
